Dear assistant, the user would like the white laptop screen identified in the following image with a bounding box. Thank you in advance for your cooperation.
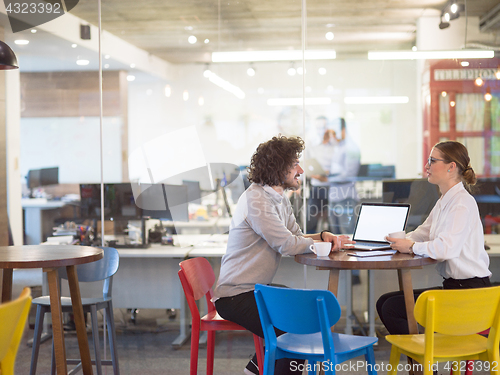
[352,204,410,243]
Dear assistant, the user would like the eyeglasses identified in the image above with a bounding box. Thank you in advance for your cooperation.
[427,157,447,165]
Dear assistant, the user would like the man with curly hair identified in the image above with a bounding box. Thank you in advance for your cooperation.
[214,135,353,375]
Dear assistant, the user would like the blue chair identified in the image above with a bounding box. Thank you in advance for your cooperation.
[254,284,378,375]
[29,247,120,375]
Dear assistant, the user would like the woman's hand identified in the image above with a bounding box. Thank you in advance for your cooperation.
[322,232,355,251]
[387,237,414,254]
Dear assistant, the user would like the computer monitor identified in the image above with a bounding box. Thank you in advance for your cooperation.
[182,180,202,203]
[382,178,440,231]
[472,178,500,218]
[136,183,189,222]
[27,169,41,190]
[79,183,141,219]
[40,167,59,186]
[26,167,59,189]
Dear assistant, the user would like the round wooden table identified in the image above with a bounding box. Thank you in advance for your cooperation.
[0,245,103,375]
[295,251,437,334]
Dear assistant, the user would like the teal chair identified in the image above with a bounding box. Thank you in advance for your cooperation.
[254,284,378,375]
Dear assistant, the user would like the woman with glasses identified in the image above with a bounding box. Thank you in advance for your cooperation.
[376,140,491,334]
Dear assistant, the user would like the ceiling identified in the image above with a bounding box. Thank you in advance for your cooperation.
[64,0,500,64]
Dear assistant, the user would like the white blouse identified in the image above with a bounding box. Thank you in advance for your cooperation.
[407,182,491,280]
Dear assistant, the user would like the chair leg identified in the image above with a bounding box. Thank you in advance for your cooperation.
[253,335,264,375]
[190,324,201,375]
[105,301,120,375]
[206,331,215,375]
[388,346,400,375]
[365,346,377,375]
[90,306,103,375]
[29,305,46,375]
[464,361,474,375]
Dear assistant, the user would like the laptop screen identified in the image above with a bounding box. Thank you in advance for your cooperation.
[352,203,410,243]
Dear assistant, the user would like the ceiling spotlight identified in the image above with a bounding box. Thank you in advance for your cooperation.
[71,43,77,48]
[485,92,493,102]
[412,46,417,52]
[76,59,90,66]
[450,3,458,13]
[164,85,171,97]
[188,35,197,44]
[247,66,256,76]
[297,66,304,75]
[126,75,135,81]
[441,91,447,97]
[461,61,469,67]
[450,101,456,107]
[318,67,326,75]
[325,32,334,40]
[204,39,209,44]
[439,20,450,29]
[183,90,189,101]
[198,96,204,106]
[30,29,37,33]
[444,13,450,22]
[104,54,110,59]
[104,64,109,69]
[130,63,136,68]
[287,67,296,76]
[496,71,500,80]
[185,26,193,31]
[475,77,484,86]
[14,40,29,45]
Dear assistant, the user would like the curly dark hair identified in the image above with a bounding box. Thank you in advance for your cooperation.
[247,135,305,186]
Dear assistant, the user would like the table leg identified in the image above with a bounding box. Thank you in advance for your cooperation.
[46,268,68,375]
[1,268,13,302]
[327,268,340,295]
[66,265,94,375]
[397,269,418,334]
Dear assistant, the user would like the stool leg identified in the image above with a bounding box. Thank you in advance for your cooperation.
[90,306,103,375]
[29,305,46,375]
[106,301,120,374]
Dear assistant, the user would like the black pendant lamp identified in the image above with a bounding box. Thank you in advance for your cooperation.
[0,40,18,70]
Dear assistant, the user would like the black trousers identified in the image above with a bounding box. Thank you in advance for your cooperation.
[215,290,305,375]
[376,276,491,335]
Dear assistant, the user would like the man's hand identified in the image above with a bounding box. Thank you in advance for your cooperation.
[322,232,355,251]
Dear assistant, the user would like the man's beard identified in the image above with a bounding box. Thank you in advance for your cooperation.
[283,177,301,191]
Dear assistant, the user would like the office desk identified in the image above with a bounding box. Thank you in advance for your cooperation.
[0,245,102,375]
[22,198,66,245]
[163,217,231,234]
[295,251,437,335]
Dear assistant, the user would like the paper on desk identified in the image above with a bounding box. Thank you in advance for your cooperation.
[347,250,397,257]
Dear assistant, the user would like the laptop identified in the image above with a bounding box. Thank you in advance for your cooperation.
[304,158,326,177]
[347,203,411,251]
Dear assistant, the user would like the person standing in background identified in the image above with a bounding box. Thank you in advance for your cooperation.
[328,118,361,235]
[306,116,338,233]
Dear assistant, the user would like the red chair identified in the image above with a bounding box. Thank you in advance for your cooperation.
[179,257,264,375]
[450,329,490,375]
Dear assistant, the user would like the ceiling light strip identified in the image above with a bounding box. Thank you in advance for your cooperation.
[267,98,332,106]
[344,96,409,104]
[368,50,495,60]
[212,50,336,63]
[203,70,245,99]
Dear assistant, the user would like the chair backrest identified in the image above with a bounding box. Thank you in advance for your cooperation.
[414,286,500,337]
[178,257,216,320]
[254,284,341,335]
[58,247,120,298]
[0,287,32,370]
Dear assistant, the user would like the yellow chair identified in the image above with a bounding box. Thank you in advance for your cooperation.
[0,287,32,375]
[386,286,500,375]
